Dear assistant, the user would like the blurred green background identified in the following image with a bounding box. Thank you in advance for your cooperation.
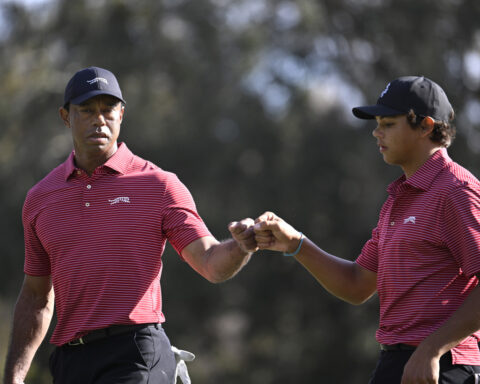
[1,0,480,382]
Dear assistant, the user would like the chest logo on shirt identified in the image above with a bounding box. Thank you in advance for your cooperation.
[403,216,416,224]
[109,196,131,205]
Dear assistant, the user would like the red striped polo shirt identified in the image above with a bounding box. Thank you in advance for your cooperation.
[357,148,480,365]
[23,143,212,346]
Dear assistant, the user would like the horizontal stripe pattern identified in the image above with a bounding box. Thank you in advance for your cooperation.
[357,148,480,365]
[23,143,211,346]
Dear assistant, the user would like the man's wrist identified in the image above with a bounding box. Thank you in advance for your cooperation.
[284,232,305,257]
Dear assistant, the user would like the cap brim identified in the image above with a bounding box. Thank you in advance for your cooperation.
[70,90,126,105]
[352,104,404,120]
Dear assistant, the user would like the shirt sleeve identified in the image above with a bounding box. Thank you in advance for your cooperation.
[443,182,480,278]
[161,173,212,257]
[23,193,51,276]
[356,226,380,273]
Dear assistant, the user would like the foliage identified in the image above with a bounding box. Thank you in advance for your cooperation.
[1,0,479,382]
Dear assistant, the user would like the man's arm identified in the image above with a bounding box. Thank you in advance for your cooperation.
[181,218,257,283]
[4,275,54,384]
[254,211,377,304]
[401,283,480,384]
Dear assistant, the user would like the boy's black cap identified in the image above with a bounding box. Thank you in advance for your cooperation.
[352,76,453,122]
[63,66,126,106]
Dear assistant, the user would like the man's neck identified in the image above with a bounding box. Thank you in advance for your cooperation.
[74,143,118,176]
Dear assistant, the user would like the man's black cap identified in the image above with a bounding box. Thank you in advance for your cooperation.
[63,66,126,106]
[352,76,453,122]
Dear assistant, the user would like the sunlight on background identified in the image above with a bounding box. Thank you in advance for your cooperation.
[2,0,479,140]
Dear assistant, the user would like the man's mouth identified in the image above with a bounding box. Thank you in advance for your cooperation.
[87,133,109,143]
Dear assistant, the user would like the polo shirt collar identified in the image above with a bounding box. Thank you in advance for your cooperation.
[64,142,134,180]
[388,148,451,194]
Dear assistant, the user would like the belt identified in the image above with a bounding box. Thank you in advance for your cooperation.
[66,323,158,346]
[380,343,417,351]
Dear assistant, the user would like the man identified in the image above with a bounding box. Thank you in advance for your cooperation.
[252,76,480,383]
[3,66,256,384]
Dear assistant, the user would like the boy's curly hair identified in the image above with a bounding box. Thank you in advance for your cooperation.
[406,109,456,148]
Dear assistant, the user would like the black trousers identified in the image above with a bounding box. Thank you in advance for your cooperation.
[49,324,177,384]
[369,350,480,384]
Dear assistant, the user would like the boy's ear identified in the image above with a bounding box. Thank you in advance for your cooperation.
[421,116,435,134]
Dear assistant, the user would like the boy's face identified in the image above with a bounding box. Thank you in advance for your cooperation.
[372,115,424,169]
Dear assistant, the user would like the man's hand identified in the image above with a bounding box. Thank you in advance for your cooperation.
[228,218,258,253]
[253,211,302,254]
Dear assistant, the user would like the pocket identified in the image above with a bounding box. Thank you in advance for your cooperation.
[156,328,175,364]
[152,327,177,380]
[133,327,155,369]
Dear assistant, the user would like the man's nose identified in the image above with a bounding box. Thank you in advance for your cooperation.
[92,111,107,126]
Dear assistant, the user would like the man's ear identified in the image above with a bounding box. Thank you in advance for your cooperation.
[59,106,70,128]
[420,116,435,136]
[119,105,125,123]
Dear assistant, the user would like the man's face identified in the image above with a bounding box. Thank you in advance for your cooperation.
[60,94,124,159]
[372,115,423,168]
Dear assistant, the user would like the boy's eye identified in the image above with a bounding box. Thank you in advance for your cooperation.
[380,122,394,128]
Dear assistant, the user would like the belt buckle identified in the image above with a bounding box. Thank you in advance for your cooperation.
[68,337,85,346]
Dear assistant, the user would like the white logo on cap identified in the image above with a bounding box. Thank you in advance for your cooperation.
[86,77,109,85]
[380,83,391,98]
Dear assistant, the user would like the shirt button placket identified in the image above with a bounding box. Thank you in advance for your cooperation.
[85,184,92,208]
